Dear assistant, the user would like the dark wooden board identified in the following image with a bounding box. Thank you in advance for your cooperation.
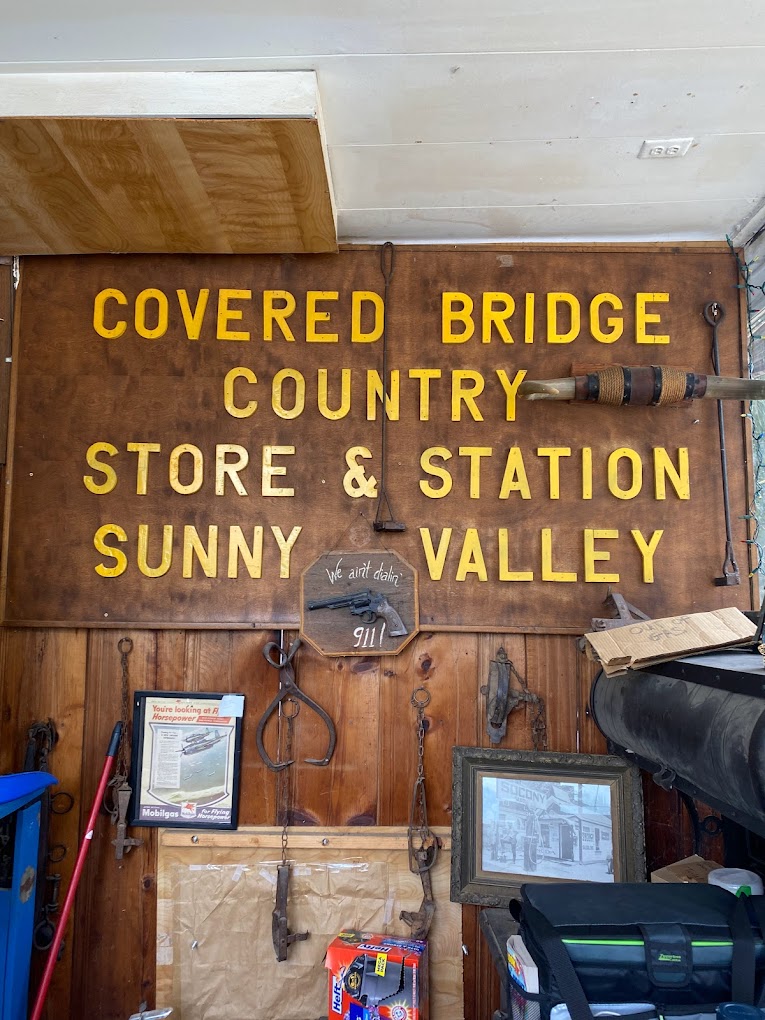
[0,262,12,464]
[2,248,752,634]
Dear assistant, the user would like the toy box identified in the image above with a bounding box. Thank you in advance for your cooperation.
[326,930,429,1020]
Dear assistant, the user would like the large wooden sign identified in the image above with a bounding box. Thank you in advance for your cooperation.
[1,248,752,631]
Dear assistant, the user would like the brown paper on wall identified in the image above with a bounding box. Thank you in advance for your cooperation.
[157,829,463,1020]
[583,608,756,677]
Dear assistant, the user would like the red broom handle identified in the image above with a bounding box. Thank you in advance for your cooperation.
[30,722,122,1020]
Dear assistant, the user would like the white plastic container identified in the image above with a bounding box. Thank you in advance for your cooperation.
[707,867,764,896]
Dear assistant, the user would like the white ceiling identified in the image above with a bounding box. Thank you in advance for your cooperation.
[2,0,765,245]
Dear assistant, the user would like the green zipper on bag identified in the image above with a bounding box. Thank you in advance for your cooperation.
[561,939,733,948]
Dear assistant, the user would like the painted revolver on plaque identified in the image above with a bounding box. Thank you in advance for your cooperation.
[307,588,408,637]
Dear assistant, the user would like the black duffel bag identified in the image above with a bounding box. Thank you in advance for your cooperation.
[508,883,765,1020]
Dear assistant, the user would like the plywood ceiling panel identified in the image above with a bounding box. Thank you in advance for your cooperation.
[0,116,336,254]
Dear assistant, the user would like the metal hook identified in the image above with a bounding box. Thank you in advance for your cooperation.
[703,301,725,327]
[380,240,395,283]
[411,686,431,710]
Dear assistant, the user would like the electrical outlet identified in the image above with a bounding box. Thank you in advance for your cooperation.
[638,138,693,159]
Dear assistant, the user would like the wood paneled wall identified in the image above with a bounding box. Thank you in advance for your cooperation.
[0,626,706,1020]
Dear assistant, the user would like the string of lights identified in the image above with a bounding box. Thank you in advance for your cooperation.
[727,235,765,584]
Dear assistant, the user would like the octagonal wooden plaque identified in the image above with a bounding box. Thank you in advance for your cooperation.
[300,550,418,656]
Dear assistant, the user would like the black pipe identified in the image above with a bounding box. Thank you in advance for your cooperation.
[590,669,765,838]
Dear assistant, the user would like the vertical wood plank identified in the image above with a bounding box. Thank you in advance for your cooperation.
[181,630,235,693]
[642,777,687,873]
[462,904,501,1020]
[230,629,280,826]
[70,630,158,1020]
[379,632,479,827]
[292,637,381,825]
[575,649,608,755]
[461,905,480,1020]
[152,629,280,826]
[524,635,580,753]
[0,629,87,1020]
[0,627,22,773]
[0,262,12,463]
[379,631,479,1017]
[154,632,188,692]
[473,635,543,1020]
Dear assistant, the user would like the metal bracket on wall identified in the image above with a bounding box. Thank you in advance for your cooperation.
[590,592,651,631]
[481,648,547,747]
[703,301,740,587]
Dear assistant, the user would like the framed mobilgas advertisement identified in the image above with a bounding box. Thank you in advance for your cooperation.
[129,691,244,829]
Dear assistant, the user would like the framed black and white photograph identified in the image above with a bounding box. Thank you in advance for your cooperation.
[129,691,244,829]
[450,747,645,905]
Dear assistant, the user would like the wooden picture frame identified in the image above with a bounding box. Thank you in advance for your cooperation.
[450,747,645,906]
[129,691,243,829]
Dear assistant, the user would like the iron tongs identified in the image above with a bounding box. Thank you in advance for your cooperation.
[255,638,337,771]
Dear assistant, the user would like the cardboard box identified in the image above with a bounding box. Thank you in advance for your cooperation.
[326,930,429,1020]
[651,854,724,884]
[583,608,755,678]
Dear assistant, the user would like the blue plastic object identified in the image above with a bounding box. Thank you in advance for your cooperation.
[0,771,57,1020]
[0,772,57,820]
[718,1006,765,1020]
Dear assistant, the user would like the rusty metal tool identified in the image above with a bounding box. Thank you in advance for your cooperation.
[481,649,547,748]
[373,241,406,532]
[112,785,144,860]
[704,302,740,586]
[265,633,313,962]
[104,637,144,860]
[400,687,441,941]
[590,592,652,631]
[32,873,61,951]
[400,842,438,941]
[272,862,310,962]
[256,638,336,771]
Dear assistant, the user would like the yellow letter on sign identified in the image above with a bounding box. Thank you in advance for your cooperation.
[84,442,118,494]
[481,293,515,343]
[263,291,296,341]
[94,524,128,576]
[547,293,580,343]
[306,292,339,342]
[442,293,474,343]
[224,367,258,419]
[93,289,127,339]
[584,529,620,582]
[590,293,623,344]
[134,289,168,340]
[351,292,384,342]
[636,293,669,344]
[217,290,251,341]
[177,289,210,340]
[631,529,664,582]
